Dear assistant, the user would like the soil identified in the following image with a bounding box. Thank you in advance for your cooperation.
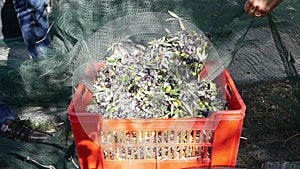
[235,79,300,168]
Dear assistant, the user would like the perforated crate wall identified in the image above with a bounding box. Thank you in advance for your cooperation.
[68,70,246,169]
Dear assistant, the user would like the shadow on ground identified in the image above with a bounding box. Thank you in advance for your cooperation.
[236,79,300,168]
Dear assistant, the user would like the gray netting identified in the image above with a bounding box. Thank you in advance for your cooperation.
[0,0,300,168]
[0,0,298,106]
[71,11,223,84]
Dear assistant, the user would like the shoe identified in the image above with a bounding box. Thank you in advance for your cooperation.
[0,120,51,143]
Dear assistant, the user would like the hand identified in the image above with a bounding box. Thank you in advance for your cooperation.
[244,0,284,17]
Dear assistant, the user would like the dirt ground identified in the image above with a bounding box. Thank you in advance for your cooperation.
[235,79,300,168]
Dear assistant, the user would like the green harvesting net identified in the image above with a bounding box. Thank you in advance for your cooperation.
[1,0,298,106]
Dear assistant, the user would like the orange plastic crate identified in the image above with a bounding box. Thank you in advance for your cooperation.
[68,68,246,169]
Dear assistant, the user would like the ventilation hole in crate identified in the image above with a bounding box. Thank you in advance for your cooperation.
[226,84,233,97]
[100,131,105,144]
[102,129,214,160]
[133,147,138,159]
[132,132,137,144]
[207,147,212,159]
[121,147,126,159]
[109,147,114,160]
[80,87,86,99]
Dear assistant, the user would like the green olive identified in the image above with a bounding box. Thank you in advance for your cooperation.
[165,86,172,92]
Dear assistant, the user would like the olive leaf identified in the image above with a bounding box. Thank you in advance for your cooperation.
[179,19,186,31]
[88,31,225,119]
[170,87,181,96]
[168,10,180,19]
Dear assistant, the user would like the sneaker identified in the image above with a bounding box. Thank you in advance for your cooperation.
[0,120,51,143]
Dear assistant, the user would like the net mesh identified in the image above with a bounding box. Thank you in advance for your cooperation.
[70,11,227,118]
[1,0,299,102]
[0,0,300,168]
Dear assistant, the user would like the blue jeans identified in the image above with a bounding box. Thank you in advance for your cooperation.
[13,0,51,58]
[0,102,15,127]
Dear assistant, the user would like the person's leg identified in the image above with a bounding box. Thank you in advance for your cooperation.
[0,102,15,127]
[1,0,22,38]
[13,0,51,58]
